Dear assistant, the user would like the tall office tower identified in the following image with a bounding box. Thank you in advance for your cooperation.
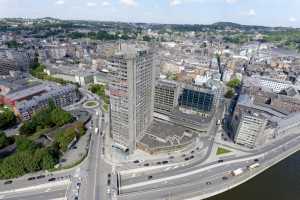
[108,45,155,154]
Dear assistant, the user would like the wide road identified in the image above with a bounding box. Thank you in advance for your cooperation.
[79,101,112,200]
[118,133,300,200]
[119,103,225,186]
[121,128,300,187]
[0,185,67,200]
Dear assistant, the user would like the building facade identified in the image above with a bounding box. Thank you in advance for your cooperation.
[154,79,180,114]
[0,49,31,75]
[234,112,268,148]
[16,84,79,120]
[178,84,216,117]
[108,45,156,153]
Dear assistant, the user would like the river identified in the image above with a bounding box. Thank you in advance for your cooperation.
[207,151,300,200]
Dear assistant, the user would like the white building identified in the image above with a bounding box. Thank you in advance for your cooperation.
[249,75,293,93]
[235,113,268,148]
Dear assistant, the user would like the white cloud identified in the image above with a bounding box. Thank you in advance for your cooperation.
[120,0,137,7]
[225,0,238,4]
[169,0,207,7]
[102,1,111,6]
[170,0,182,6]
[289,17,297,22]
[55,0,65,5]
[247,9,256,16]
[87,2,97,7]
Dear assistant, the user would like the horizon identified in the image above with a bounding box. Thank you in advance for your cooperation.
[1,16,298,30]
[0,0,299,28]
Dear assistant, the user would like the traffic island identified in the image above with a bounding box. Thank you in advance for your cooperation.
[83,101,99,109]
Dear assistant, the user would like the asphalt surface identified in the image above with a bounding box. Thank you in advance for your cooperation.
[118,133,300,200]
[0,185,67,200]
[119,103,225,186]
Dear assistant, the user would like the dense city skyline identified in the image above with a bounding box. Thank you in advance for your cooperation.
[1,4,300,200]
[0,0,300,27]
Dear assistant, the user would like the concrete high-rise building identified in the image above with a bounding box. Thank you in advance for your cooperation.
[108,45,155,153]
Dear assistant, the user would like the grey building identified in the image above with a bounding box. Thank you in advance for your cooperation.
[108,45,156,153]
[154,79,180,114]
[0,49,31,75]
[16,84,79,120]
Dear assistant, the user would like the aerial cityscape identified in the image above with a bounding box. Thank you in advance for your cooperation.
[0,1,300,200]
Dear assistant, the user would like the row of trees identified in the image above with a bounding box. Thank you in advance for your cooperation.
[0,108,16,130]
[19,104,73,136]
[30,63,76,85]
[68,31,134,41]
[263,31,300,52]
[0,136,59,179]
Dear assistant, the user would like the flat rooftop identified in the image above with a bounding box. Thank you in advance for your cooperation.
[138,119,198,151]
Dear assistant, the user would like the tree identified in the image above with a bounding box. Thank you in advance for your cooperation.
[50,108,73,127]
[0,147,59,179]
[224,89,235,99]
[143,35,152,42]
[19,106,73,135]
[19,121,37,136]
[89,84,106,97]
[0,131,10,149]
[15,136,38,152]
[227,79,241,89]
[0,109,16,129]
[54,122,85,152]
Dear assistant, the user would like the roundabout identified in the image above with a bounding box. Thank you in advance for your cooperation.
[83,100,99,109]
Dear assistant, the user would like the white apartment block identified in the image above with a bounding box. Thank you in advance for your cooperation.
[249,76,293,93]
[234,113,268,148]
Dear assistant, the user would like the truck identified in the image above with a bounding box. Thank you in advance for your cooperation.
[232,168,244,176]
[248,163,260,170]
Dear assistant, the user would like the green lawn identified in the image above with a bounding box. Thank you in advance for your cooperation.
[85,101,97,107]
[103,104,109,112]
[216,147,231,155]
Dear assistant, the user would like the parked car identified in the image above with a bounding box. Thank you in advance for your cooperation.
[27,177,36,181]
[37,175,45,179]
[48,178,56,182]
[4,180,12,185]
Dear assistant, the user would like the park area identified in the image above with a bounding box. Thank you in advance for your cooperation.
[0,102,87,179]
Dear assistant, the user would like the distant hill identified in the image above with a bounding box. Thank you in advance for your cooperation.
[0,17,296,33]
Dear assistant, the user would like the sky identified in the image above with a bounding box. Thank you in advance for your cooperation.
[0,0,299,27]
